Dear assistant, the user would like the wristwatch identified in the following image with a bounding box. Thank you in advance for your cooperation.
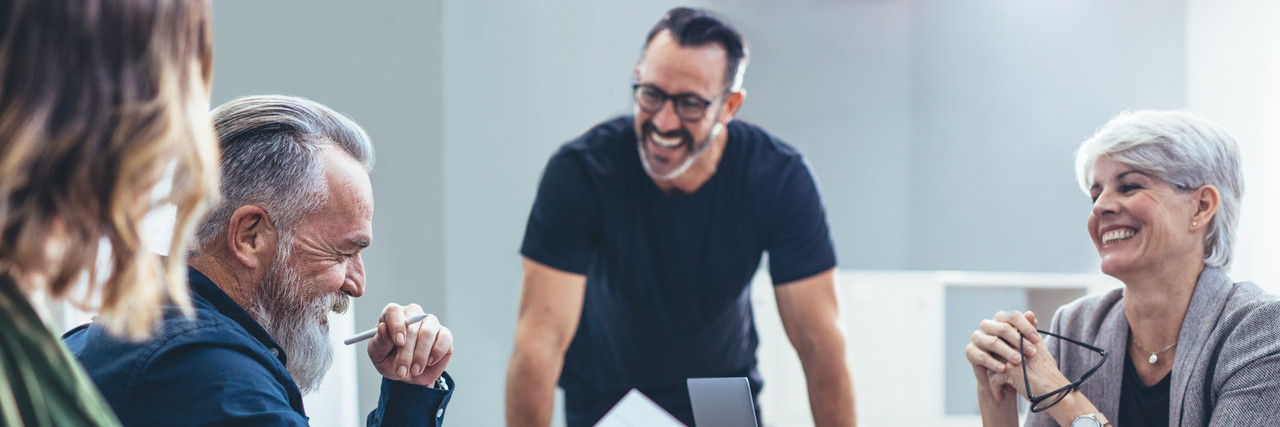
[1071,413,1109,427]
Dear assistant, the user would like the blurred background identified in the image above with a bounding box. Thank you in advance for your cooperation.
[70,0,1280,426]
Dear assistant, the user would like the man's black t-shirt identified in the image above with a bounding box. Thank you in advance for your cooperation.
[520,116,836,426]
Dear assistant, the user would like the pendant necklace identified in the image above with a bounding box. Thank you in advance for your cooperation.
[1132,337,1177,364]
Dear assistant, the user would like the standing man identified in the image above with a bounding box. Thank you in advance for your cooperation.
[66,95,454,426]
[506,7,855,426]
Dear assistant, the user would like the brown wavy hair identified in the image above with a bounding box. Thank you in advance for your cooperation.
[0,0,220,339]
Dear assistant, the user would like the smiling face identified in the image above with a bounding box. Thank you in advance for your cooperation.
[287,147,373,309]
[252,147,373,394]
[1086,156,1203,281]
[633,30,734,181]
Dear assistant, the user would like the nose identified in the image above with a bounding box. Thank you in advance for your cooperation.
[1092,188,1120,217]
[651,98,682,133]
[342,253,366,298]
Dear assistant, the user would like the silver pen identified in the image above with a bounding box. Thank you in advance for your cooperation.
[343,313,431,345]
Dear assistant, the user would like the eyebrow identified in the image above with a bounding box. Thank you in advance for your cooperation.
[1089,169,1146,192]
[1116,170,1145,180]
[346,237,371,249]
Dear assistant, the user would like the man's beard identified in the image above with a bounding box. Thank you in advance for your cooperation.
[637,120,720,182]
[248,239,350,395]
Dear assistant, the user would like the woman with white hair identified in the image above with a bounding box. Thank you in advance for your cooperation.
[965,110,1280,426]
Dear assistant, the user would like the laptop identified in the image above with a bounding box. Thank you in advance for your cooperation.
[687,377,759,427]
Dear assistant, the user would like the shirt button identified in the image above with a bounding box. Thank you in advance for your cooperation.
[436,408,444,418]
[270,348,280,357]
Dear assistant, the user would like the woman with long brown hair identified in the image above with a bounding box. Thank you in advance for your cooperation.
[0,0,219,424]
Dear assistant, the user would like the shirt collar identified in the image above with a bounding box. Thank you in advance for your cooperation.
[187,266,289,366]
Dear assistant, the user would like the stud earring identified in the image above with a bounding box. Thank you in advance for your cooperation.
[1192,221,1198,227]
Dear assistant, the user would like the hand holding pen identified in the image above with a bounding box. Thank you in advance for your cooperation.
[352,303,453,388]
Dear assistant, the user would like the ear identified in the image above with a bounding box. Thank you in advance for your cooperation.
[225,205,277,270]
[717,89,747,127]
[1190,184,1220,231]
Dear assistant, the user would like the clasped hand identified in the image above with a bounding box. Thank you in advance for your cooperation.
[367,303,454,387]
[965,310,1071,403]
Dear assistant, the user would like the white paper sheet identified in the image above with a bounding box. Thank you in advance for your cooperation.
[594,389,686,427]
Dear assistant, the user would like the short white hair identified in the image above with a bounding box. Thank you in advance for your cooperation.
[1075,110,1243,268]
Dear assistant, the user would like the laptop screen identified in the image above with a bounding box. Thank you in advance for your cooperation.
[687,377,759,427]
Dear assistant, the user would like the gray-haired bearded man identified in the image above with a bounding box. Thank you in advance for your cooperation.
[66,95,455,426]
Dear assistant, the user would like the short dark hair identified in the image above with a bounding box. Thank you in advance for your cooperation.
[643,7,749,91]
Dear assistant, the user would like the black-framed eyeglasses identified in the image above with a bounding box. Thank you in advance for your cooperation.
[1021,329,1108,412]
[631,83,729,122]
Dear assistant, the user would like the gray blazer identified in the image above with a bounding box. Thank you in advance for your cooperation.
[1024,267,1280,426]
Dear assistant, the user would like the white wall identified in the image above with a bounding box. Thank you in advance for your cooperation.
[906,0,1186,273]
[1185,0,1280,292]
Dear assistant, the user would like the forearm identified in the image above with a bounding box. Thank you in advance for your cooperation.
[1045,390,1103,427]
[775,270,854,426]
[505,347,563,427]
[507,260,586,426]
[796,340,856,426]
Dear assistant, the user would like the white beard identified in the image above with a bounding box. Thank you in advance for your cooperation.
[248,240,350,395]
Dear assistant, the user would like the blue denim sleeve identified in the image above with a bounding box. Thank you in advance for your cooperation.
[129,342,310,426]
[366,372,454,427]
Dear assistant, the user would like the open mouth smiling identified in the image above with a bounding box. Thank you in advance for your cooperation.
[1101,228,1136,246]
[650,132,682,148]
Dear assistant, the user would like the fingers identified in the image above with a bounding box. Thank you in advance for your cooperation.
[367,303,451,386]
[367,321,393,363]
[965,341,1007,373]
[988,374,1006,401]
[409,315,441,376]
[393,324,417,379]
[994,310,1041,344]
[380,303,408,347]
[394,304,427,378]
[977,318,1034,363]
[969,363,999,402]
[428,325,453,368]
[432,351,453,375]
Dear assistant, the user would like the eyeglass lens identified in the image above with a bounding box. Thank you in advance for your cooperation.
[633,85,710,121]
[1030,388,1071,412]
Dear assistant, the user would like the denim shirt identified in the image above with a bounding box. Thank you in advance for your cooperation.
[64,267,453,426]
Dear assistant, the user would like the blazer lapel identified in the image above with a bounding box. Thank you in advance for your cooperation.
[1169,266,1232,426]
[1091,298,1130,421]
